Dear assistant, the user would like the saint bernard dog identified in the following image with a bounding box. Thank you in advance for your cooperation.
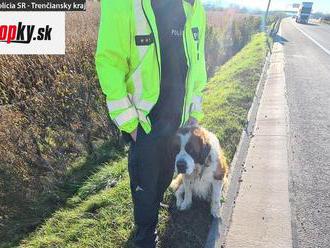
[170,126,228,218]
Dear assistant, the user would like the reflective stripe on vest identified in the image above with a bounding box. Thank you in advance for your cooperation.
[107,96,132,112]
[113,107,138,127]
[112,107,149,127]
[132,0,149,107]
[136,100,154,112]
[190,95,202,112]
[137,109,149,124]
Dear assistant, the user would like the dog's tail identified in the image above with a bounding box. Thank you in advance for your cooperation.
[170,174,183,191]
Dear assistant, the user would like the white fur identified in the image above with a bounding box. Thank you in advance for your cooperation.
[175,133,195,175]
[174,128,224,218]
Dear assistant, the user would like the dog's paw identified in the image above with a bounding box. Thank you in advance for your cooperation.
[211,204,221,218]
[178,200,192,211]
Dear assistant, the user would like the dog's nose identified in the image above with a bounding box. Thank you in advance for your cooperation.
[176,160,187,173]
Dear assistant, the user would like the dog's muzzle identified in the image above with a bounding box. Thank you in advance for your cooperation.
[176,159,187,174]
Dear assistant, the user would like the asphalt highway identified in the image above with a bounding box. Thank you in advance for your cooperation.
[282,18,330,248]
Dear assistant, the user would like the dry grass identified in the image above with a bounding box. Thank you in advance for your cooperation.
[0,2,119,241]
[206,10,261,76]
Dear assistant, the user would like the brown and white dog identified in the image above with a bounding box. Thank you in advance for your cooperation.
[170,126,228,218]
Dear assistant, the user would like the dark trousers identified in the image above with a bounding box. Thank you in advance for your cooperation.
[127,120,177,248]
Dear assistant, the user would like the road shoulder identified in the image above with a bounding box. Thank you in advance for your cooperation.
[225,30,293,248]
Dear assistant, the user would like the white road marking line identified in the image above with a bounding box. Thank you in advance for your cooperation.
[292,21,330,56]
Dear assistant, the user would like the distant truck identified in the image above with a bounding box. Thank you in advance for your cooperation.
[296,2,313,24]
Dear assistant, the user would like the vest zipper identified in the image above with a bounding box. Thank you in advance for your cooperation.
[197,40,200,60]
[181,25,191,127]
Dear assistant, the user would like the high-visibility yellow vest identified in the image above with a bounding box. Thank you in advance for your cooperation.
[95,0,207,134]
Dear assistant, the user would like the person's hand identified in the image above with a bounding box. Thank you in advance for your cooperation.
[186,117,199,127]
[130,128,138,142]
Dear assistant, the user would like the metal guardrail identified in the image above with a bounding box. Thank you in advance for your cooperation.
[266,18,282,53]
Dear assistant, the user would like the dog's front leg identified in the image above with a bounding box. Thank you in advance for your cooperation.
[179,175,193,211]
[175,184,184,209]
[211,180,223,218]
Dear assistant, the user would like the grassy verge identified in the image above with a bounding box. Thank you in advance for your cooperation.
[18,33,267,248]
[202,32,267,160]
[1,141,126,248]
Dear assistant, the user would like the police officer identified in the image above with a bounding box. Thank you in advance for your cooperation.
[95,0,207,247]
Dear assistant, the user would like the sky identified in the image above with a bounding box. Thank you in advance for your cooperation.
[203,0,330,14]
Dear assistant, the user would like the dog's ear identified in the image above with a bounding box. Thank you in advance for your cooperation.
[199,140,211,165]
[192,128,211,165]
